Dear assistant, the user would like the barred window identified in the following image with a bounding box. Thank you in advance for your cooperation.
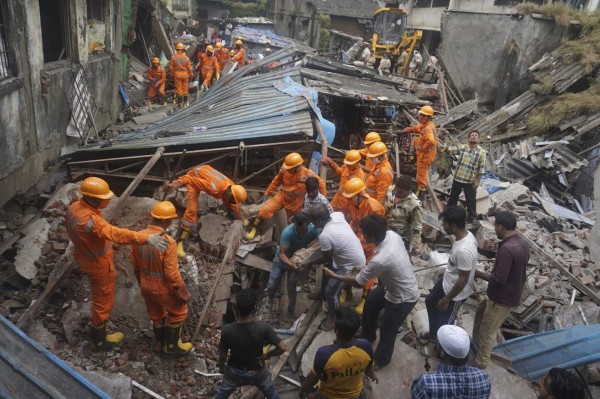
[0,3,13,81]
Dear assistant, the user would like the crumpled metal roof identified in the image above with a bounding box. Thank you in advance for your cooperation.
[309,0,379,19]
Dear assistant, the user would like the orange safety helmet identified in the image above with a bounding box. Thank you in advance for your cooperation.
[151,57,160,64]
[367,141,388,157]
[342,177,367,198]
[235,39,243,45]
[230,185,248,204]
[150,201,178,219]
[364,132,381,145]
[206,45,214,52]
[418,105,434,117]
[283,153,304,170]
[175,43,185,51]
[343,150,362,165]
[80,177,114,200]
[215,42,223,50]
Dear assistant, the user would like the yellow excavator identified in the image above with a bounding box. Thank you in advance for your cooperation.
[371,8,422,74]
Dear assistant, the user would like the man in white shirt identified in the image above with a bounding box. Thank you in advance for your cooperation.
[424,206,478,341]
[325,214,419,368]
[307,205,365,330]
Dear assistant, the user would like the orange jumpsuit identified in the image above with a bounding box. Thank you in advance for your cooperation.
[408,121,437,190]
[198,53,220,88]
[131,225,188,326]
[329,164,366,217]
[232,48,246,66]
[169,53,193,96]
[147,65,166,100]
[66,200,149,327]
[347,194,386,287]
[365,158,394,203]
[259,166,326,221]
[359,147,375,170]
[215,48,230,71]
[178,165,242,231]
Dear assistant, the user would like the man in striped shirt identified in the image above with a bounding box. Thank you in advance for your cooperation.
[445,130,486,222]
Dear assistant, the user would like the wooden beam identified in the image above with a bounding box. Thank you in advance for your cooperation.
[517,231,600,306]
[17,148,166,330]
[315,120,328,181]
[191,221,243,343]
[236,254,273,272]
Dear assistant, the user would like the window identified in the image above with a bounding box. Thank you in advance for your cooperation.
[87,0,104,20]
[0,2,13,80]
[173,0,189,12]
[432,0,450,7]
[40,0,71,63]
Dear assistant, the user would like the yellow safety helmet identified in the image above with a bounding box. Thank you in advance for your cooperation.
[150,201,178,219]
[363,132,381,145]
[342,178,367,198]
[206,45,214,52]
[230,185,248,204]
[283,153,304,170]
[418,105,434,117]
[80,177,114,200]
[175,43,185,51]
[367,141,388,157]
[235,39,243,45]
[343,150,362,165]
[215,42,223,50]
[152,57,160,64]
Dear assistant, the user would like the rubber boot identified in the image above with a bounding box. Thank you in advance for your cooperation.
[354,289,369,315]
[244,216,262,241]
[416,188,427,201]
[153,324,165,353]
[90,323,124,351]
[184,95,189,107]
[177,230,188,258]
[163,324,192,355]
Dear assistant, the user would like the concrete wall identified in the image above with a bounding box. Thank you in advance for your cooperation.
[589,162,600,265]
[439,12,566,104]
[0,0,122,207]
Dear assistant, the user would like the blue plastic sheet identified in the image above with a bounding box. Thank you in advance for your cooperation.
[480,171,506,195]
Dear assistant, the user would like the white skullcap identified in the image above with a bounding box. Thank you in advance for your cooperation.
[437,325,470,359]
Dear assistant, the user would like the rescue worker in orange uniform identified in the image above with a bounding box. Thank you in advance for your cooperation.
[147,57,166,104]
[245,153,326,240]
[131,201,193,355]
[165,165,247,257]
[66,177,169,350]
[215,41,230,71]
[196,44,220,92]
[359,132,382,171]
[320,150,365,217]
[169,43,193,107]
[365,141,394,204]
[341,177,386,314]
[232,39,246,67]
[404,105,437,199]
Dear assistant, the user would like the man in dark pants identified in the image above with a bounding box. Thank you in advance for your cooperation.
[324,215,419,369]
[424,206,478,341]
[445,130,486,222]
[216,289,287,399]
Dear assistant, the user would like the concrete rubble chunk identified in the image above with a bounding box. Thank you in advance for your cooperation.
[553,303,600,329]
[77,369,132,399]
[489,183,531,206]
[61,301,91,344]
[14,218,51,279]
[27,320,59,351]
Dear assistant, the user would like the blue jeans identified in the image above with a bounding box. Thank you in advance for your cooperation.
[215,365,280,399]
[267,256,299,314]
[325,267,347,320]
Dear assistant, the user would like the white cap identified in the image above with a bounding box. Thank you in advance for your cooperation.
[437,325,470,359]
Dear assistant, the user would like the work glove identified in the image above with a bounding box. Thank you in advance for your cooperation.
[175,284,191,303]
[147,233,169,252]
[403,127,411,133]
[216,72,221,81]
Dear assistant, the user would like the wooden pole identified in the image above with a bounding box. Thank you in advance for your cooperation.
[315,120,328,181]
[17,147,166,330]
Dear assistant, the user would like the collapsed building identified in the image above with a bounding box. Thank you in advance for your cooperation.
[1,2,600,399]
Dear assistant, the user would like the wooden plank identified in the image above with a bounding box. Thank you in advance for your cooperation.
[192,221,243,343]
[517,231,600,306]
[237,254,273,272]
[17,148,165,330]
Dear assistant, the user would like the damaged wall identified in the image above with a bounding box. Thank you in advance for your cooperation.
[0,0,122,207]
[439,12,567,104]
[590,162,600,267]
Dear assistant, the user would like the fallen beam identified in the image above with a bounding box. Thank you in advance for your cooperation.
[191,221,244,343]
[236,254,273,272]
[17,147,166,330]
[517,231,600,306]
